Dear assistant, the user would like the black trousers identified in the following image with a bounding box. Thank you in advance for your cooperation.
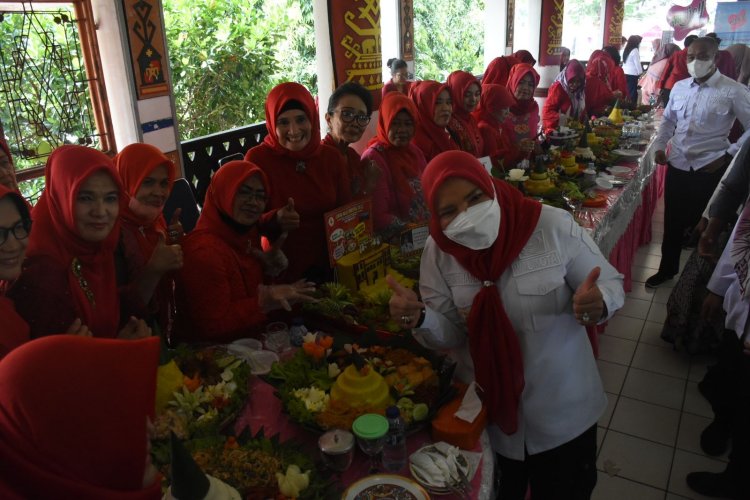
[660,165,725,276]
[625,74,639,102]
[495,425,598,500]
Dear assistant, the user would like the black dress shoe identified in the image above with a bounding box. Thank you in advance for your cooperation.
[701,420,731,456]
[686,471,740,499]
[645,271,675,288]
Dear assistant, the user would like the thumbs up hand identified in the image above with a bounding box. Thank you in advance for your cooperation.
[387,274,424,329]
[573,267,605,325]
[276,198,300,232]
[250,233,289,277]
[147,234,184,274]
[167,208,184,244]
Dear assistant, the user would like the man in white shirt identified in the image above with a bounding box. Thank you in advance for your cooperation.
[648,37,750,288]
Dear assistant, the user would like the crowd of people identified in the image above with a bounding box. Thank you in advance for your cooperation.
[1,33,749,499]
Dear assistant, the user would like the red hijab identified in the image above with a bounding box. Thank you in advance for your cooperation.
[506,63,540,115]
[411,80,459,158]
[262,82,322,160]
[114,143,176,259]
[26,145,123,337]
[586,50,614,90]
[368,92,422,219]
[193,160,269,254]
[422,150,542,434]
[0,185,31,358]
[0,335,161,499]
[513,50,537,66]
[447,71,483,155]
[0,137,19,192]
[472,83,516,129]
[483,56,521,86]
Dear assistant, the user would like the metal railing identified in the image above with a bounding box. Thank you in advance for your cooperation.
[179,122,268,204]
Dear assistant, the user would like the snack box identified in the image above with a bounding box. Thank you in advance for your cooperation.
[431,384,487,450]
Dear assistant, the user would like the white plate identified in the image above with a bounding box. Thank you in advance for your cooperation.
[230,338,262,351]
[612,148,642,157]
[607,165,631,175]
[342,474,429,500]
[595,178,613,190]
[228,346,278,375]
[631,139,649,146]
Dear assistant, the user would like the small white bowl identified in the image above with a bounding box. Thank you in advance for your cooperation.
[231,338,262,351]
[247,350,279,375]
[595,178,613,190]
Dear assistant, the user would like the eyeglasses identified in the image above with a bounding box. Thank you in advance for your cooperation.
[334,109,371,126]
[0,220,31,246]
[236,190,266,202]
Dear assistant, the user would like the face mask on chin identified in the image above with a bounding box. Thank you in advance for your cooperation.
[128,197,162,222]
[443,195,501,250]
[687,59,714,80]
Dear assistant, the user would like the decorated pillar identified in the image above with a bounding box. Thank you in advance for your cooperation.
[399,0,415,76]
[602,0,625,48]
[513,0,563,102]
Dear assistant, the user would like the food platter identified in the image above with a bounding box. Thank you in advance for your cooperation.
[612,148,642,158]
[343,474,429,500]
[582,193,608,208]
[408,442,479,495]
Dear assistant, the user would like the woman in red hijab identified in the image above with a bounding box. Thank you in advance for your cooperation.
[446,70,484,157]
[362,92,429,236]
[513,49,537,66]
[483,56,520,86]
[115,143,183,337]
[542,60,587,133]
[245,82,350,284]
[388,150,624,500]
[472,83,520,170]
[0,138,19,191]
[176,160,315,342]
[503,64,541,153]
[411,80,459,162]
[0,185,31,359]
[0,335,162,499]
[8,145,150,339]
[585,51,620,116]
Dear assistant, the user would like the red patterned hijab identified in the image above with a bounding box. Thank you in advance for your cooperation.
[422,150,542,434]
[586,50,614,90]
[114,143,176,259]
[262,82,322,160]
[0,335,162,499]
[26,145,123,337]
[411,80,458,157]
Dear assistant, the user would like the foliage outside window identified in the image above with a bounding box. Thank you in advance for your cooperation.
[163,0,316,141]
[413,0,486,81]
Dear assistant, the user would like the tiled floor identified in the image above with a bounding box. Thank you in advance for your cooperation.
[593,198,731,500]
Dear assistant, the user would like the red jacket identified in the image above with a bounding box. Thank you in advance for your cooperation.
[585,78,615,117]
[0,296,28,359]
[245,143,351,283]
[659,49,689,91]
[478,121,522,169]
[175,230,266,342]
[611,66,628,97]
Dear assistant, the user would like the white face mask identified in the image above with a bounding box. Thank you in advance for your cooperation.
[687,59,714,80]
[443,196,501,250]
[128,197,162,222]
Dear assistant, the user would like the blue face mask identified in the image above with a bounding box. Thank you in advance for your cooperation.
[443,196,501,250]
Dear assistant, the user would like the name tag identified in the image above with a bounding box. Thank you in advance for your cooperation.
[511,251,562,277]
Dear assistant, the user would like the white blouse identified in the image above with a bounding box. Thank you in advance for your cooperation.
[623,48,642,76]
[414,206,625,459]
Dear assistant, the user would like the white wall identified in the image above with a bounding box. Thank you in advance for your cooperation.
[484,0,509,67]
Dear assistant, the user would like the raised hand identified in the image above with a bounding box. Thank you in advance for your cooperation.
[66,318,92,337]
[573,267,605,326]
[259,279,317,312]
[147,234,184,274]
[250,233,289,276]
[276,198,300,232]
[386,274,424,329]
[118,316,152,340]
[167,208,184,243]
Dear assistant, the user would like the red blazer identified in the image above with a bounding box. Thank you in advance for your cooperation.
[175,230,266,342]
[585,78,615,117]
[0,296,29,359]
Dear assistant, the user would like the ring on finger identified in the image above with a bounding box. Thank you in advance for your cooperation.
[401,315,412,325]
[582,312,590,323]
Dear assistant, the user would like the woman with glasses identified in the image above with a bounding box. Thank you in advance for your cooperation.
[411,80,459,162]
[175,160,316,342]
[503,64,541,155]
[382,58,411,97]
[245,82,351,283]
[362,92,429,236]
[8,145,151,340]
[323,81,379,199]
[0,185,32,359]
[446,70,484,157]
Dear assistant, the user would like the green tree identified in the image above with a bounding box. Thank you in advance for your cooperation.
[413,0,486,80]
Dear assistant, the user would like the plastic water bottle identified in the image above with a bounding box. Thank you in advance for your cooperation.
[289,317,308,347]
[382,406,407,472]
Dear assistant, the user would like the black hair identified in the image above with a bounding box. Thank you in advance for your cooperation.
[279,99,305,115]
[692,36,720,54]
[705,32,722,46]
[621,36,642,66]
[327,81,373,115]
[4,193,32,231]
[387,58,408,73]
[602,46,622,66]
[684,35,699,48]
